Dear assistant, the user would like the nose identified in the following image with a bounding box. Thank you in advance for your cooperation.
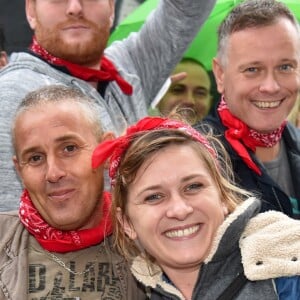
[184,90,196,105]
[66,0,83,17]
[45,156,67,183]
[259,72,281,94]
[166,195,194,220]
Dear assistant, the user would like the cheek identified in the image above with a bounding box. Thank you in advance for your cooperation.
[195,98,210,107]
[21,168,44,190]
[128,209,157,238]
[160,95,178,109]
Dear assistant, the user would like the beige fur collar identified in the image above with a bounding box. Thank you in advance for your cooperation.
[240,210,300,280]
[131,256,185,299]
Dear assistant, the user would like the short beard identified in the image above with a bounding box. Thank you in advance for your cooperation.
[35,18,111,66]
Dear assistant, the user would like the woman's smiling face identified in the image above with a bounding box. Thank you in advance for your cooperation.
[122,144,228,273]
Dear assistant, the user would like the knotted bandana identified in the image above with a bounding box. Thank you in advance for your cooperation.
[19,189,112,253]
[92,116,216,184]
[218,96,287,175]
[29,37,133,95]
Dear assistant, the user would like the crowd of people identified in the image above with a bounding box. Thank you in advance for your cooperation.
[0,0,216,210]
[0,0,300,299]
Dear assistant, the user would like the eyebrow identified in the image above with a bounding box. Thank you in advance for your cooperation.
[19,134,81,158]
[136,173,207,197]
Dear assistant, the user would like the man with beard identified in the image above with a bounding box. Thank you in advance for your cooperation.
[0,0,216,211]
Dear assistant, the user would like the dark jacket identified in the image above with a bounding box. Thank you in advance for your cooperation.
[194,106,300,219]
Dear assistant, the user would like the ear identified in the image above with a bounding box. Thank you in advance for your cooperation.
[26,0,37,30]
[0,51,8,68]
[222,202,229,217]
[116,207,137,240]
[102,131,115,142]
[212,57,225,95]
[13,155,22,179]
[101,132,115,169]
[109,0,115,28]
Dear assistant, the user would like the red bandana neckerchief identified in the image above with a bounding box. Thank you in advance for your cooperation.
[19,189,112,253]
[92,116,217,185]
[29,37,133,95]
[217,96,287,175]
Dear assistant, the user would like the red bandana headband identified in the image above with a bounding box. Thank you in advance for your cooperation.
[218,96,287,175]
[19,189,112,253]
[92,116,216,184]
[29,37,133,95]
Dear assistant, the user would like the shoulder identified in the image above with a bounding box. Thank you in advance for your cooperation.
[0,211,27,252]
[0,52,52,85]
[0,211,23,233]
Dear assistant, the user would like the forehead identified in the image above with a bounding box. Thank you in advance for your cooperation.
[173,62,211,87]
[14,101,95,147]
[228,18,300,58]
[229,18,300,47]
[138,144,210,179]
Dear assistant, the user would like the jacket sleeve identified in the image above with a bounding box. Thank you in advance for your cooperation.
[106,0,217,106]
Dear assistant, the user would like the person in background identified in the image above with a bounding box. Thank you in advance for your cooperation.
[195,0,300,219]
[0,0,216,211]
[155,58,213,124]
[92,116,300,300]
[0,25,8,68]
[0,85,146,299]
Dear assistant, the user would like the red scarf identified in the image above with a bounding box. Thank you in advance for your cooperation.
[29,37,133,95]
[218,96,287,175]
[19,189,112,253]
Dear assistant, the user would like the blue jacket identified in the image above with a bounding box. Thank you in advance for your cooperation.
[276,276,300,300]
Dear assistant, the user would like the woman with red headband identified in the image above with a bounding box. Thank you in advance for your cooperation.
[92,116,300,300]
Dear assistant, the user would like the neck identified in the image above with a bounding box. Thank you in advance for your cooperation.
[163,266,199,300]
[255,142,280,163]
[75,61,100,88]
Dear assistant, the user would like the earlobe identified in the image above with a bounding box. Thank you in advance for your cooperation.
[222,202,229,217]
[0,51,8,68]
[101,132,116,169]
[116,208,137,240]
[109,0,115,28]
[102,131,115,143]
[13,156,21,178]
[109,15,115,28]
[212,58,225,94]
[25,0,37,30]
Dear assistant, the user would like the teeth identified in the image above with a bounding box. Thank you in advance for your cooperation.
[254,100,281,109]
[165,225,199,238]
